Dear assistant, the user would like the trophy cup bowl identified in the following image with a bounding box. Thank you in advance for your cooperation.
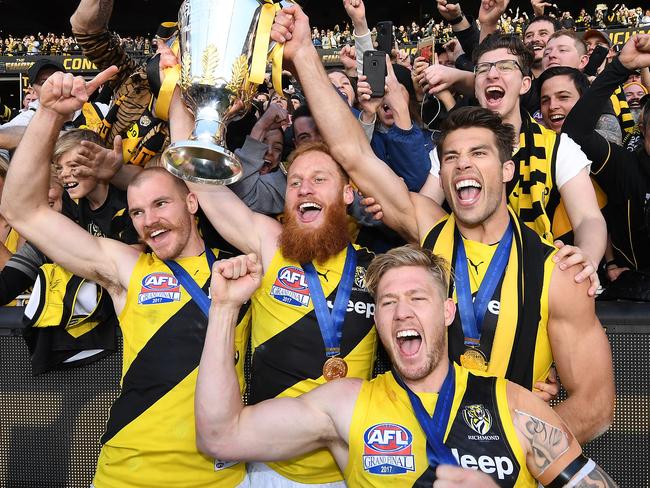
[163,0,284,185]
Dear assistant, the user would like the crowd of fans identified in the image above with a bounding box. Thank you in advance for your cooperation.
[0,32,153,56]
[0,0,645,485]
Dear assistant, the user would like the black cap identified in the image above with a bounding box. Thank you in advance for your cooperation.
[27,58,66,85]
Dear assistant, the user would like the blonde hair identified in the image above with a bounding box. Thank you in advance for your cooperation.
[52,128,104,163]
[365,245,449,298]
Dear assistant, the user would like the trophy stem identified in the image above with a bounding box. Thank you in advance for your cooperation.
[194,106,227,146]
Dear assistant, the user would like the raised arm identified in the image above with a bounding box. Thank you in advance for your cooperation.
[0,68,138,304]
[547,265,615,444]
[195,254,357,464]
[271,6,442,242]
[70,0,113,34]
[167,88,281,268]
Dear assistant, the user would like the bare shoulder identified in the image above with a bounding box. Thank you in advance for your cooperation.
[410,191,447,243]
[548,262,593,316]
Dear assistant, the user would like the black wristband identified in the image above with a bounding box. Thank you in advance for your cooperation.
[545,455,590,488]
[449,14,465,25]
[605,259,617,269]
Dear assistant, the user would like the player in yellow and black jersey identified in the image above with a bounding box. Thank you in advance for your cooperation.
[268,5,613,447]
[2,70,250,487]
[194,246,618,488]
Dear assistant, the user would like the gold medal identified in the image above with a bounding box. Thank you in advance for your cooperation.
[323,356,348,381]
[460,348,489,372]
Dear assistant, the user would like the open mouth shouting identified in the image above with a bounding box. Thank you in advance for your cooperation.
[63,181,79,192]
[396,329,422,357]
[455,179,482,206]
[297,201,323,223]
[484,86,506,109]
[147,227,170,244]
[548,112,566,129]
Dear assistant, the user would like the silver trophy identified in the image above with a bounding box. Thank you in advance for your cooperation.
[163,0,290,185]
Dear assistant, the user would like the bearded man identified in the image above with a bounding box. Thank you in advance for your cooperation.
[170,90,377,487]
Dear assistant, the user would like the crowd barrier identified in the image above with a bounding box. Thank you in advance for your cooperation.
[0,301,648,487]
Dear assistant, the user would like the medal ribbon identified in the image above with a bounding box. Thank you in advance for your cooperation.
[454,221,513,347]
[302,244,356,358]
[164,246,216,317]
[393,363,458,468]
[250,0,285,95]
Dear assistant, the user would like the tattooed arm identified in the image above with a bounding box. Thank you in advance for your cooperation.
[506,381,618,487]
[70,0,114,34]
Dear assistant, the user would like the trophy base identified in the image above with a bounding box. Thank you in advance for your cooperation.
[162,140,243,185]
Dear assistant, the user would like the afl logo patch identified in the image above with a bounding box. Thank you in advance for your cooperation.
[138,273,181,305]
[270,266,311,307]
[362,423,415,475]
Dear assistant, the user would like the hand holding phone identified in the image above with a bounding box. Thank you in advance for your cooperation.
[363,50,387,98]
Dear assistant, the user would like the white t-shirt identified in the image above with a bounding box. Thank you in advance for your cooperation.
[428,132,591,189]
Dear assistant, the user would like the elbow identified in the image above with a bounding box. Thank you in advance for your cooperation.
[196,430,228,459]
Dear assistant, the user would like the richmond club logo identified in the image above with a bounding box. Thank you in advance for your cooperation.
[362,423,415,475]
[270,266,311,307]
[462,404,493,436]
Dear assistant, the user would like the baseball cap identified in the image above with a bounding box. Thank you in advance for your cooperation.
[27,59,66,86]
[583,29,612,48]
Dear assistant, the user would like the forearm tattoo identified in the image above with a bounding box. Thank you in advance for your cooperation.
[514,410,570,475]
[572,463,618,487]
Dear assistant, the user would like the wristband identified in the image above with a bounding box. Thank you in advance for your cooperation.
[449,14,465,25]
[545,455,590,488]
[605,259,617,269]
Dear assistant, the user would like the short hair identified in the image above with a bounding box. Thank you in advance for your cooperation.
[365,245,449,299]
[547,30,587,56]
[473,34,534,76]
[286,141,349,183]
[292,103,312,123]
[436,106,515,164]
[525,15,562,34]
[538,66,590,97]
[52,128,104,163]
[128,166,190,197]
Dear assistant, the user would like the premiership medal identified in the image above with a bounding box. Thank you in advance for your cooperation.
[323,356,348,381]
[459,348,488,372]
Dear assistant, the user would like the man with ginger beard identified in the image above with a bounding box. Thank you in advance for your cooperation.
[172,75,378,484]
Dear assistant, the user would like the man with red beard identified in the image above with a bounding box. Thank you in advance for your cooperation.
[173,90,378,485]
[1,69,250,487]
[268,4,613,445]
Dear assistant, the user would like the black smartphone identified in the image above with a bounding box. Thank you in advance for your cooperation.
[583,45,609,77]
[363,50,387,98]
[376,21,393,54]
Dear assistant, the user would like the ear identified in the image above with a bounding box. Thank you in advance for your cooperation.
[443,298,456,327]
[343,183,355,205]
[578,54,589,70]
[520,75,532,96]
[186,191,199,215]
[502,159,515,183]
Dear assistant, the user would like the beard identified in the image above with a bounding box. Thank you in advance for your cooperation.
[393,332,447,383]
[279,199,351,264]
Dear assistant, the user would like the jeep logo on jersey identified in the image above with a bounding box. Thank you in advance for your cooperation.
[138,273,181,305]
[270,266,311,307]
[451,448,514,480]
[462,404,493,436]
[362,423,415,475]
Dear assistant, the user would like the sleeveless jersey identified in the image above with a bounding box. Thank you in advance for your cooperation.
[250,244,378,483]
[422,210,556,390]
[345,365,534,487]
[93,249,248,488]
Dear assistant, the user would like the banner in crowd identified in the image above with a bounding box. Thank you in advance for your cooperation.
[1,26,650,76]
